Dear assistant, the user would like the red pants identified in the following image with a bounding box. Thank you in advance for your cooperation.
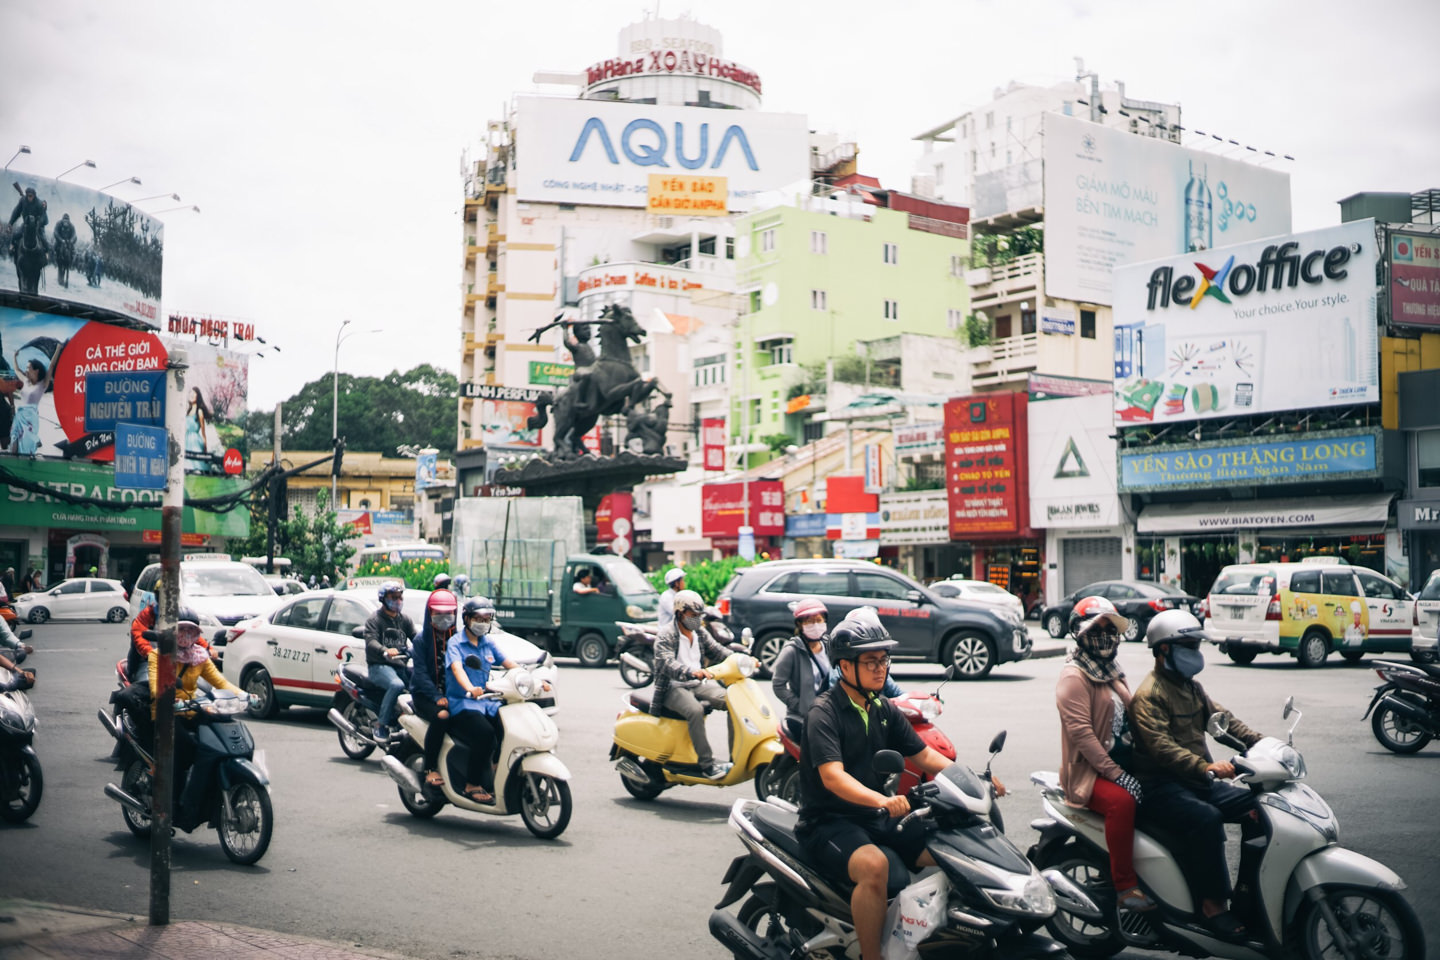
[1087,777,1139,891]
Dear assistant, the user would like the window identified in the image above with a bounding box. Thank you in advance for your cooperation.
[970,150,977,173]
[1289,570,1322,594]
[750,398,762,425]
[770,389,781,416]
[769,342,793,365]
[759,228,776,252]
[326,599,371,638]
[934,164,944,187]
[725,237,735,259]
[58,580,87,595]
[749,290,762,313]
[92,581,117,592]
[1080,309,1096,340]
[694,354,727,387]
[1357,571,1403,600]
[1419,430,1440,488]
[995,314,1012,339]
[275,597,328,629]
[1021,307,1036,335]
[1105,584,1140,600]
[950,255,965,277]
[810,230,828,254]
[1006,115,1013,132]
[698,236,716,255]
[854,573,912,602]
[883,242,898,265]
[811,289,827,311]
[947,308,964,331]
[766,571,849,596]
[1322,572,1359,597]
[1006,150,1012,165]
[884,299,899,321]
[990,143,996,158]
[985,111,994,130]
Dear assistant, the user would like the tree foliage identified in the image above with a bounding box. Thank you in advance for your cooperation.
[232,487,357,584]
[644,556,756,604]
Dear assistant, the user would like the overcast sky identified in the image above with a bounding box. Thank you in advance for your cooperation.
[6,0,1438,411]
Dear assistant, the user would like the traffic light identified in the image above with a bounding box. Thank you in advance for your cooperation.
[272,475,289,521]
[331,437,345,478]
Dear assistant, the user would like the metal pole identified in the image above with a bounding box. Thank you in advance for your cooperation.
[151,346,188,926]
[332,320,348,509]
[266,404,281,574]
[742,311,750,531]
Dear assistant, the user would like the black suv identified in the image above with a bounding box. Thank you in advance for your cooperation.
[717,559,1030,680]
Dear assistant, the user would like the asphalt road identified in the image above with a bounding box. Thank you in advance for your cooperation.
[3,621,1437,959]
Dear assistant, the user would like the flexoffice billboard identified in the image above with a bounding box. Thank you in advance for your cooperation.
[1113,220,1378,425]
[167,338,249,475]
[944,392,1030,538]
[1390,229,1440,329]
[701,480,784,538]
[0,305,166,461]
[2,173,163,321]
[1043,113,1291,305]
[514,97,809,210]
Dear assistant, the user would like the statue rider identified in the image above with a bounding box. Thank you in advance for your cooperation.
[624,391,672,455]
[53,213,76,252]
[9,186,48,253]
[563,321,600,421]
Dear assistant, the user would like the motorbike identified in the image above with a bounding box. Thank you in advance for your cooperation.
[1363,659,1440,754]
[709,733,1099,960]
[98,688,274,865]
[379,658,572,839]
[327,655,409,760]
[757,670,961,809]
[1029,698,1425,960]
[0,638,42,824]
[616,606,744,689]
[611,650,781,800]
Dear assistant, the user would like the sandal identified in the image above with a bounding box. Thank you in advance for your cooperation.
[424,771,444,787]
[1117,888,1156,912]
[462,786,493,804]
[1204,910,1246,940]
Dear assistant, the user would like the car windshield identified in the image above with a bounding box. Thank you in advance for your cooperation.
[1148,582,1188,596]
[962,582,1009,596]
[1210,569,1276,596]
[182,566,274,597]
[1420,574,1440,601]
[603,560,657,597]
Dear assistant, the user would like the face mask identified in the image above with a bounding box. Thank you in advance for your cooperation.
[431,614,455,631]
[1079,629,1119,661]
[801,623,827,641]
[680,613,703,632]
[467,619,491,637]
[383,598,402,614]
[1167,645,1205,678]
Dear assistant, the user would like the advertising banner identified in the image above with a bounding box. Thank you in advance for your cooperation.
[172,339,249,475]
[1390,229,1440,328]
[1,458,249,536]
[944,392,1029,537]
[1027,390,1121,528]
[1043,113,1291,305]
[1,173,164,321]
[415,449,440,489]
[895,421,943,456]
[1039,304,1076,336]
[514,97,810,211]
[702,417,726,471]
[0,305,166,461]
[1114,221,1378,425]
[647,174,727,216]
[528,360,574,386]
[825,475,878,514]
[879,490,950,546]
[1118,429,1380,492]
[701,480,783,538]
[1136,493,1392,534]
[595,492,634,557]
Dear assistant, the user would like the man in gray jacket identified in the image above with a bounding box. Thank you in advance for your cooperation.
[651,589,730,779]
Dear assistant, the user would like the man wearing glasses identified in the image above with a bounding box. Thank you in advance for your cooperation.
[795,607,959,960]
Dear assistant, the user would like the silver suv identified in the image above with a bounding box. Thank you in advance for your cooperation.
[1413,570,1440,664]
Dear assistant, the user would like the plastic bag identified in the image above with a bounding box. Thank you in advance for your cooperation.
[882,869,949,960]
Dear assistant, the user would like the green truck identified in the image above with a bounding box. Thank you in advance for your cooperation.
[452,496,659,667]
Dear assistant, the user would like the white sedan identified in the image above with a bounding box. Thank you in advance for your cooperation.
[14,578,130,623]
[219,588,557,720]
[930,579,1026,619]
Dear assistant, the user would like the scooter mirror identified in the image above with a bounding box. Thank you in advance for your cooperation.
[944,665,958,681]
[988,730,1007,755]
[873,749,905,775]
[1206,711,1231,738]
[18,630,32,641]
[351,627,365,639]
[464,654,484,670]
[1282,696,1295,719]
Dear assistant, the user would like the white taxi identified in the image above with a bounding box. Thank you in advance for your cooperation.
[1411,570,1440,664]
[219,588,558,719]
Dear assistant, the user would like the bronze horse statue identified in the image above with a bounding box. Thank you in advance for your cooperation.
[527,304,664,457]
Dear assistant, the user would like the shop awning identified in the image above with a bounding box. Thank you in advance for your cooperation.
[1136,493,1394,535]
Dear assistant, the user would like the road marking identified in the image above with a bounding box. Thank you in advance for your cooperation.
[32,647,101,653]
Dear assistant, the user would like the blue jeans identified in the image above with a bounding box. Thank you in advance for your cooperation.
[368,663,407,728]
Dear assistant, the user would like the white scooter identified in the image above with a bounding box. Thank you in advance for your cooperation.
[1028,697,1425,960]
[380,659,572,839]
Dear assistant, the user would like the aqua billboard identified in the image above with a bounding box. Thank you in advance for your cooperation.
[1118,430,1380,492]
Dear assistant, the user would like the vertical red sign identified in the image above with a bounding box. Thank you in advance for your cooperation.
[702,417,727,471]
[944,392,1029,537]
[701,481,784,537]
[595,492,634,557]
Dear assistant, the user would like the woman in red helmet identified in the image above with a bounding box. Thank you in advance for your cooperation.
[1055,595,1154,913]
[409,589,459,787]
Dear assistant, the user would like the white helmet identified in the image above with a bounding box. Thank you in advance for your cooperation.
[664,567,686,586]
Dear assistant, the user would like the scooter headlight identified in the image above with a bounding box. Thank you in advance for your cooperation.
[982,873,1055,916]
[1278,745,1306,780]
[737,656,758,678]
[513,670,538,699]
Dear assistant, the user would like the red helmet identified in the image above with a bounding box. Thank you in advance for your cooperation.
[791,598,828,621]
[1069,595,1129,637]
[426,589,458,614]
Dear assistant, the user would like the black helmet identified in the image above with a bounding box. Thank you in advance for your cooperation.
[462,596,496,620]
[177,606,201,624]
[828,606,897,660]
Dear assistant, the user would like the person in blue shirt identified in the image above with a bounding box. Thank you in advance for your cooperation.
[445,596,519,804]
[409,590,459,787]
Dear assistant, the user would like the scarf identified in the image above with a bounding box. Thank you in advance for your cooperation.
[176,625,210,666]
[1068,627,1124,684]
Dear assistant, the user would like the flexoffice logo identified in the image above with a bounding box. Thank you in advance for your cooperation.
[1145,240,1359,311]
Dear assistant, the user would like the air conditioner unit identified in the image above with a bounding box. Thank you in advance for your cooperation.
[655,216,675,229]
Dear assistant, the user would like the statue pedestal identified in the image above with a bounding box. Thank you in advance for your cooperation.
[493,451,688,510]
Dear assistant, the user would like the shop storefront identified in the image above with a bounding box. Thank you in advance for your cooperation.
[783,512,829,561]
[879,489,954,582]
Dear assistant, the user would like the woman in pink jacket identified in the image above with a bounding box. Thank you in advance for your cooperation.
[1055,596,1154,912]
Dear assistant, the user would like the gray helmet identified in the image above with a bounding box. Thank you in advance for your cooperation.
[1145,609,1209,649]
[673,589,706,616]
[828,606,897,660]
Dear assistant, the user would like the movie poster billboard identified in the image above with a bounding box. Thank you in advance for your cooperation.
[1390,229,1440,329]
[1113,220,1378,425]
[2,172,163,321]
[169,339,248,474]
[0,305,166,461]
[1043,113,1291,305]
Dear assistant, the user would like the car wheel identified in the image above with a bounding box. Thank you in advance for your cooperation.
[755,632,787,679]
[1045,612,1066,639]
[942,633,995,680]
[28,607,48,624]
[1226,647,1258,665]
[1340,650,1366,664]
[242,666,280,719]
[106,606,128,623]
[575,631,609,668]
[1296,629,1330,668]
[1410,647,1438,665]
[1026,603,1043,621]
[1123,616,1142,642]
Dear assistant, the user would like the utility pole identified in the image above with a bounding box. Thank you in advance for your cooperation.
[265,404,282,574]
[150,346,187,926]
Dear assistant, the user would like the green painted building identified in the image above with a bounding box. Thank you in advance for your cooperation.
[731,188,970,455]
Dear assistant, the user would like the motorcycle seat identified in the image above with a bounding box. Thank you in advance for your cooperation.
[627,690,716,721]
[341,663,377,689]
[753,804,911,897]
[1414,662,1440,680]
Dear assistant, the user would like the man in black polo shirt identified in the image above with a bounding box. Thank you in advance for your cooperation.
[796,608,957,960]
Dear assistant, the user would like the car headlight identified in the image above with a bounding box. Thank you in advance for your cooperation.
[982,873,1056,916]
[626,604,645,619]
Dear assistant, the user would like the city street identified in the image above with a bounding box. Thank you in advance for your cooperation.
[3,621,1437,959]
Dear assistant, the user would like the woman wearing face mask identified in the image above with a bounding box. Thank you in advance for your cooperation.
[445,596,519,804]
[771,599,833,738]
[409,590,459,787]
[1055,596,1153,913]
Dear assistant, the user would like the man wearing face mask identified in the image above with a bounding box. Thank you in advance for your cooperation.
[1129,609,1264,941]
[364,581,415,742]
[651,589,731,780]
[409,590,459,787]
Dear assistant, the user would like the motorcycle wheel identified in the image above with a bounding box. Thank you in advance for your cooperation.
[1298,885,1424,960]
[519,772,572,839]
[619,651,654,689]
[735,892,836,959]
[620,757,668,801]
[120,758,152,838]
[216,781,273,865]
[0,751,43,823]
[753,755,797,802]
[1370,701,1432,754]
[397,752,443,819]
[337,700,376,760]
[1035,841,1125,959]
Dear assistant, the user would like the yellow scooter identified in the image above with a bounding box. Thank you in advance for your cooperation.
[611,651,781,800]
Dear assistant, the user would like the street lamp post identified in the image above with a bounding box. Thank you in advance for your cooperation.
[55,160,96,181]
[101,176,142,191]
[4,146,30,171]
[331,321,381,508]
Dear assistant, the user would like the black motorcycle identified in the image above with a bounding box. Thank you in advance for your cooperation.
[99,688,274,864]
[0,634,41,823]
[326,627,409,759]
[1364,659,1440,753]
